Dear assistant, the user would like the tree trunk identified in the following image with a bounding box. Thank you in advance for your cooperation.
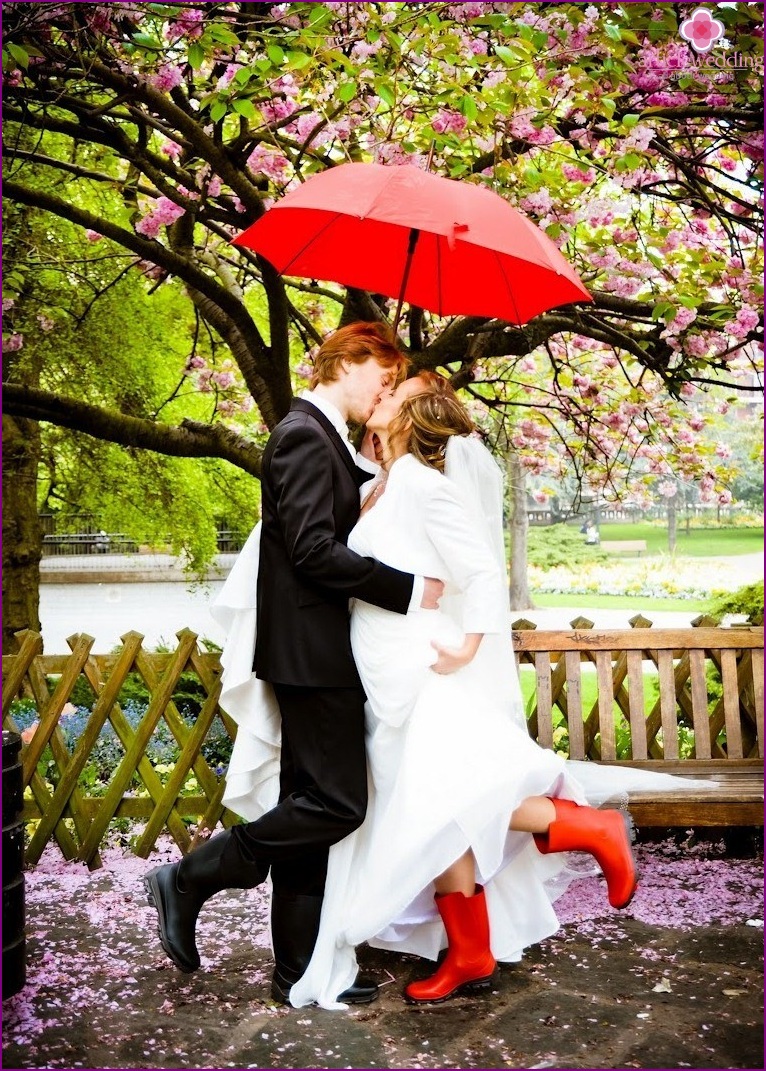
[508,452,535,611]
[2,412,42,652]
[667,497,677,555]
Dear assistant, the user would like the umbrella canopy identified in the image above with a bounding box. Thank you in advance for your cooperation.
[234,162,591,328]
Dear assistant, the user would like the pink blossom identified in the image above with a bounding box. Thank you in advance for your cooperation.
[717,489,733,505]
[211,371,236,389]
[688,414,705,432]
[520,188,553,216]
[2,297,16,312]
[729,306,760,340]
[715,443,732,460]
[562,164,596,184]
[216,64,241,91]
[37,313,55,332]
[4,333,24,351]
[85,229,103,242]
[246,145,291,183]
[135,197,186,238]
[664,306,697,335]
[679,382,696,398]
[645,91,690,107]
[166,6,204,41]
[150,64,183,94]
[160,140,182,159]
[431,109,467,135]
[20,720,38,743]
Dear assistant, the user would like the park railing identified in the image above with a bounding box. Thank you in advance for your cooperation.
[2,619,763,870]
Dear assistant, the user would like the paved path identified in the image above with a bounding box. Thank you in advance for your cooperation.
[3,839,763,1070]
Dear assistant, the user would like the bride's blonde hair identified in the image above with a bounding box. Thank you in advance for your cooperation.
[388,372,474,473]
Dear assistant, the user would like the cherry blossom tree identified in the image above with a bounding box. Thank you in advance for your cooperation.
[2,1,763,642]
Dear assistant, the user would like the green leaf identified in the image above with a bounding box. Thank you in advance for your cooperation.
[210,101,228,123]
[267,44,285,66]
[130,32,161,49]
[600,98,616,118]
[287,51,313,70]
[461,94,478,121]
[232,98,256,119]
[7,42,29,69]
[337,81,357,103]
[677,295,699,310]
[605,23,622,42]
[622,113,641,130]
[494,45,515,65]
[233,67,254,85]
[188,42,205,69]
[375,80,395,108]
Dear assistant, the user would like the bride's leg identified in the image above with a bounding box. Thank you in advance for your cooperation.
[433,849,476,897]
[509,795,556,832]
[405,848,495,1004]
[516,796,638,909]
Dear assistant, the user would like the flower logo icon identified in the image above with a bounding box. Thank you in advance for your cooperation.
[679,7,725,53]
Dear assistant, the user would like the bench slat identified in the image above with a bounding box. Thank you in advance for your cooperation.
[751,648,764,757]
[689,648,712,759]
[720,647,743,758]
[627,650,647,760]
[596,650,616,759]
[565,650,585,760]
[535,652,553,750]
[657,649,679,760]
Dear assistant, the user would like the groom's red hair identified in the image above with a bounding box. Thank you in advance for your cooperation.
[310,322,408,388]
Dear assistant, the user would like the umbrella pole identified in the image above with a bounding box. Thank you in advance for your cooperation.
[391,228,420,337]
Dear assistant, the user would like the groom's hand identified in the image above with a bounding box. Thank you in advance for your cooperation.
[421,577,444,609]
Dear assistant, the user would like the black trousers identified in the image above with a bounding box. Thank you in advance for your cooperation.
[232,683,368,897]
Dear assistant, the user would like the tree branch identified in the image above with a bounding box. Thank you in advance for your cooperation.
[2,383,262,477]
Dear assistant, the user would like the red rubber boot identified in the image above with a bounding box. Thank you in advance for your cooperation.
[533,798,638,908]
[404,885,496,1004]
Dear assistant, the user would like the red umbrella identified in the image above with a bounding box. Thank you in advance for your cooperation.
[234,162,591,331]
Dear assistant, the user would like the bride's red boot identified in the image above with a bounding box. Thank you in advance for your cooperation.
[404,885,496,1004]
[533,798,638,908]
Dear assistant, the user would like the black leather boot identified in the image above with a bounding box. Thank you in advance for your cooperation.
[144,829,267,972]
[270,891,378,1005]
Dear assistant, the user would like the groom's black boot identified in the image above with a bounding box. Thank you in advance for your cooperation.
[145,829,268,973]
[270,892,379,1005]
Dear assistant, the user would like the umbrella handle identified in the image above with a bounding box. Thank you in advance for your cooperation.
[392,228,420,337]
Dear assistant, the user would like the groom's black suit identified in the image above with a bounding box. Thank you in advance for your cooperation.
[255,399,413,687]
[235,398,413,900]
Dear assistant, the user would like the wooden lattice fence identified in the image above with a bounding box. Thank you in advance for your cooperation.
[2,618,763,869]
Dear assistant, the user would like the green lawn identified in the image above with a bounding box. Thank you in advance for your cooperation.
[529,592,708,613]
[599,523,763,558]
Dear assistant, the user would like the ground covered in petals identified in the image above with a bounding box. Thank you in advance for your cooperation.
[2,834,762,1070]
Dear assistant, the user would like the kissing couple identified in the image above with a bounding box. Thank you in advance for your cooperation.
[146,321,693,1009]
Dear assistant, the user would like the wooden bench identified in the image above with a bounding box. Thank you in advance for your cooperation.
[600,539,648,555]
[511,615,764,827]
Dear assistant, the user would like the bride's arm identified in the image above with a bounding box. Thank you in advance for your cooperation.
[430,633,483,674]
[423,478,509,673]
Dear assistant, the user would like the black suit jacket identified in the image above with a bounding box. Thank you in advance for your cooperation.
[254,399,414,687]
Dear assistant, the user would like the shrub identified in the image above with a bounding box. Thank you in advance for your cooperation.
[525,524,608,570]
[708,581,764,625]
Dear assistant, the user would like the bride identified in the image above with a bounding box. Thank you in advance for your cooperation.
[218,371,700,1010]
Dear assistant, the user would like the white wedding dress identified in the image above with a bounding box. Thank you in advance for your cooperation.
[215,444,714,1012]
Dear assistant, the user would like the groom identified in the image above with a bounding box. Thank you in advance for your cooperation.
[145,322,443,1005]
